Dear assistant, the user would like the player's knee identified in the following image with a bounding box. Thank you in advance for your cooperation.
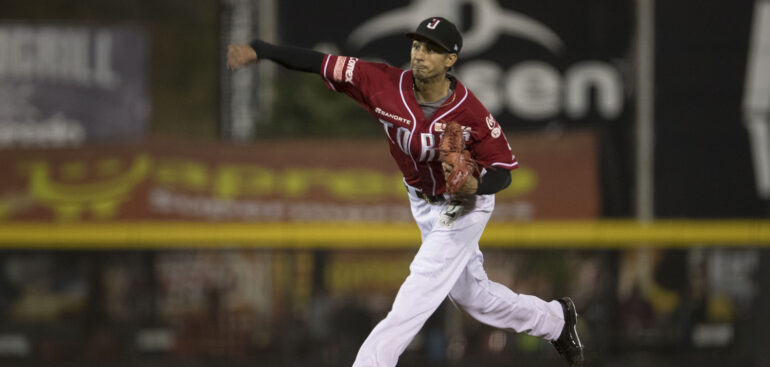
[448,287,475,308]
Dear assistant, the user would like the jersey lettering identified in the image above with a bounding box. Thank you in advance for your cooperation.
[396,127,411,155]
[379,119,395,144]
[345,57,358,84]
[375,107,411,126]
[419,133,436,162]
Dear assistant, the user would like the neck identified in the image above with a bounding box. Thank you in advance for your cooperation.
[414,73,450,103]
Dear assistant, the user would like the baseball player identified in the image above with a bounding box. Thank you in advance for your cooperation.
[227,16,583,367]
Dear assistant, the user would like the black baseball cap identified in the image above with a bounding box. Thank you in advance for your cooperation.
[406,17,463,54]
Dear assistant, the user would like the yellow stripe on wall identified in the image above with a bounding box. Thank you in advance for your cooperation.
[0,220,769,249]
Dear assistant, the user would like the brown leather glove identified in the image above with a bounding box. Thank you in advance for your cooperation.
[439,121,478,196]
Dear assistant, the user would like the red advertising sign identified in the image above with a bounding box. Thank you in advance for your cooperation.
[0,132,597,222]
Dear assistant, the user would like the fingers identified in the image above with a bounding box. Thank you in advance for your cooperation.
[226,45,241,71]
[226,46,235,70]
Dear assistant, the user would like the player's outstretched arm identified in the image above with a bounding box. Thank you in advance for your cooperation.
[226,40,324,74]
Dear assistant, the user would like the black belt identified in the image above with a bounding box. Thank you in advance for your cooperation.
[406,186,447,204]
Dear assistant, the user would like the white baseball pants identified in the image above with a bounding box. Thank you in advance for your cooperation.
[352,187,565,367]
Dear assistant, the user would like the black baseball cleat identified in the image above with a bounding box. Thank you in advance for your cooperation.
[551,297,584,367]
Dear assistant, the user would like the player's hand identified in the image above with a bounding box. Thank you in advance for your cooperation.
[227,44,258,70]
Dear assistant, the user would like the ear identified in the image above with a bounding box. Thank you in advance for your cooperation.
[445,53,458,68]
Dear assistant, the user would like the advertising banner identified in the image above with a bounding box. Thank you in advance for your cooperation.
[0,24,149,148]
[277,0,634,132]
[0,132,598,223]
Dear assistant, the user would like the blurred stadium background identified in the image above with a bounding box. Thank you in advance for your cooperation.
[1,0,769,366]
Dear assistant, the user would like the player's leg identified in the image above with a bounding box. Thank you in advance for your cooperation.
[447,239,584,365]
[352,197,491,367]
[447,249,565,340]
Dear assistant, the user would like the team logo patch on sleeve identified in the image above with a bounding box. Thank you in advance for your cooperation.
[485,114,498,130]
[333,57,347,82]
[486,114,502,138]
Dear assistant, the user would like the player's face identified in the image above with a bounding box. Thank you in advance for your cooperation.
[410,40,457,80]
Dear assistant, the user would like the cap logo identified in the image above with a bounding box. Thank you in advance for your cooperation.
[426,18,441,30]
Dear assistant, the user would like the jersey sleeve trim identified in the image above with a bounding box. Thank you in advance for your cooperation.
[321,54,336,91]
[490,160,519,169]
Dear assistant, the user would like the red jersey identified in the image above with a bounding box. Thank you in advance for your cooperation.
[319,54,518,195]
